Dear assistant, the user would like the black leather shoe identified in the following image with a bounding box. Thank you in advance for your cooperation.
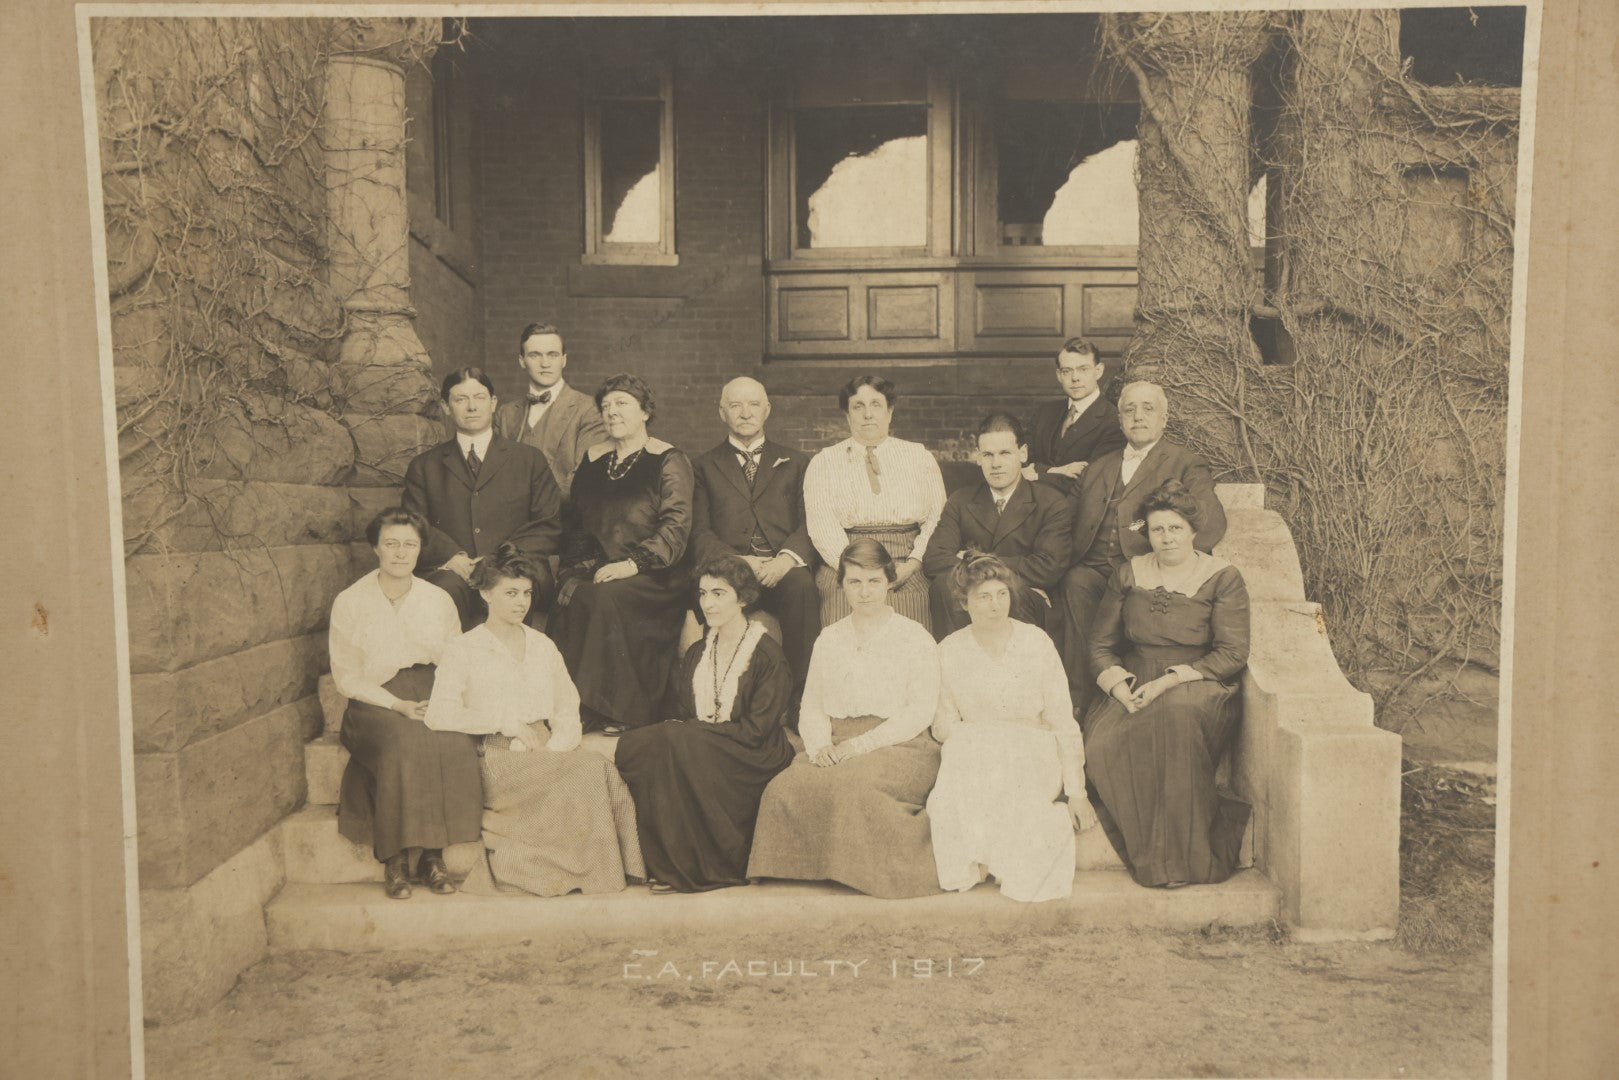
[419,850,456,895]
[384,854,412,900]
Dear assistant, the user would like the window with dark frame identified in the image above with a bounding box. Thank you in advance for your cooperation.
[584,65,676,264]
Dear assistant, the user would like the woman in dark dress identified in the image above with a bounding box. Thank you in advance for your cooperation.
[1081,479,1252,888]
[550,373,695,733]
[615,555,796,892]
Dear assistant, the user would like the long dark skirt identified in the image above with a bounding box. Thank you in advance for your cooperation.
[746,716,942,898]
[337,665,482,862]
[1081,659,1249,887]
[616,721,794,892]
[550,570,688,731]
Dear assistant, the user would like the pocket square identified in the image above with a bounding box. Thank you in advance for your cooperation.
[772,457,790,468]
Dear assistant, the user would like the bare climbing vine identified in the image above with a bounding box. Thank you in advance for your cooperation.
[94,17,459,555]
[1103,11,1515,726]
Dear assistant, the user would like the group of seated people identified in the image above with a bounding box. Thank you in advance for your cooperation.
[326,323,1253,903]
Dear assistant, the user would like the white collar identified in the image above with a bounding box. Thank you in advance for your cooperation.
[1123,439,1158,460]
[693,619,767,724]
[988,478,1020,504]
[457,428,495,457]
[729,435,766,455]
[1131,551,1230,596]
[1067,389,1101,415]
[529,378,566,401]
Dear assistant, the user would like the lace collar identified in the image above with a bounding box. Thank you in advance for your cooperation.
[692,618,768,724]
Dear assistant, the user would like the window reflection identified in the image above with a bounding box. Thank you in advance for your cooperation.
[599,99,663,245]
[795,105,928,249]
[997,102,1140,247]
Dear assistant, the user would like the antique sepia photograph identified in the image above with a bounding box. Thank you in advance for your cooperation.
[30,0,1561,1074]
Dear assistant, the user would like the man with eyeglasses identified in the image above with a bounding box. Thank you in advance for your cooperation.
[1026,338,1126,497]
[494,321,608,498]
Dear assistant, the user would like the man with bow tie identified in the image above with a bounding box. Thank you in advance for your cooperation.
[1057,381,1227,709]
[690,376,820,700]
[1026,338,1127,497]
[403,367,564,630]
[493,322,608,498]
[921,413,1073,639]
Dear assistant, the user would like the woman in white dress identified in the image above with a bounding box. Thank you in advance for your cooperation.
[746,538,943,898]
[425,544,644,896]
[330,507,479,900]
[928,555,1097,902]
[803,375,946,632]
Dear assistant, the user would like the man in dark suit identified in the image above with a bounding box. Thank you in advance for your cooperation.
[1027,338,1127,497]
[404,367,564,630]
[1057,380,1228,708]
[691,376,819,695]
[922,413,1073,639]
[492,322,608,499]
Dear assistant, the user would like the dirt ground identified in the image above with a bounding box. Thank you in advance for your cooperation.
[143,920,1491,1079]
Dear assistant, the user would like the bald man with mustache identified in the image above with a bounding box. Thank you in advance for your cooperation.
[689,377,820,705]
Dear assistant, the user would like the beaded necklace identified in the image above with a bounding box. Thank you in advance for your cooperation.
[605,446,645,480]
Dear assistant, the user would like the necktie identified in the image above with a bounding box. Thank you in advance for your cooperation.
[466,445,482,477]
[527,389,553,405]
[1060,403,1082,436]
[994,495,1007,516]
[864,446,882,495]
[738,447,761,486]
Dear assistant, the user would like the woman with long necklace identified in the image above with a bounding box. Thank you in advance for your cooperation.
[550,373,695,734]
[614,555,795,893]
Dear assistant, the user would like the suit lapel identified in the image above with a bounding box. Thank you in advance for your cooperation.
[472,436,510,492]
[966,485,999,542]
[1055,397,1106,457]
[993,483,1036,545]
[713,442,755,501]
[441,440,475,491]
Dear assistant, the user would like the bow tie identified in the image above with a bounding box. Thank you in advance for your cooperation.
[1123,445,1149,461]
[527,389,553,405]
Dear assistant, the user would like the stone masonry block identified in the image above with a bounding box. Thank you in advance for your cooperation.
[319,673,346,737]
[348,485,409,540]
[196,399,357,486]
[136,698,314,890]
[140,826,284,1024]
[306,735,346,806]
[125,544,351,674]
[123,480,351,555]
[345,412,447,486]
[132,634,325,753]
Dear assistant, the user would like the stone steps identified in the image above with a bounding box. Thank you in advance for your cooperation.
[265,870,1280,953]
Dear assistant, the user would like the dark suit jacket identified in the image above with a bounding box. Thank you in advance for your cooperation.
[1028,395,1127,497]
[922,479,1073,590]
[493,384,608,498]
[402,435,564,569]
[1070,439,1227,562]
[691,439,815,567]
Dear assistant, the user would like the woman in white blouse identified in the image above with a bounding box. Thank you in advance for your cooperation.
[330,508,479,901]
[425,545,644,896]
[928,555,1098,902]
[803,375,946,633]
[747,538,944,898]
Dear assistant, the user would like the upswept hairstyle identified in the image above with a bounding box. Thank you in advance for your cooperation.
[1138,479,1202,532]
[440,367,497,401]
[519,322,565,353]
[948,552,1023,613]
[976,411,1027,448]
[837,374,897,411]
[1057,337,1099,364]
[469,542,543,593]
[835,537,897,585]
[594,372,656,422]
[365,507,427,547]
[696,554,763,611]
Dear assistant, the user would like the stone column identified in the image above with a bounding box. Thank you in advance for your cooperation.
[1102,13,1272,421]
[323,18,446,501]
